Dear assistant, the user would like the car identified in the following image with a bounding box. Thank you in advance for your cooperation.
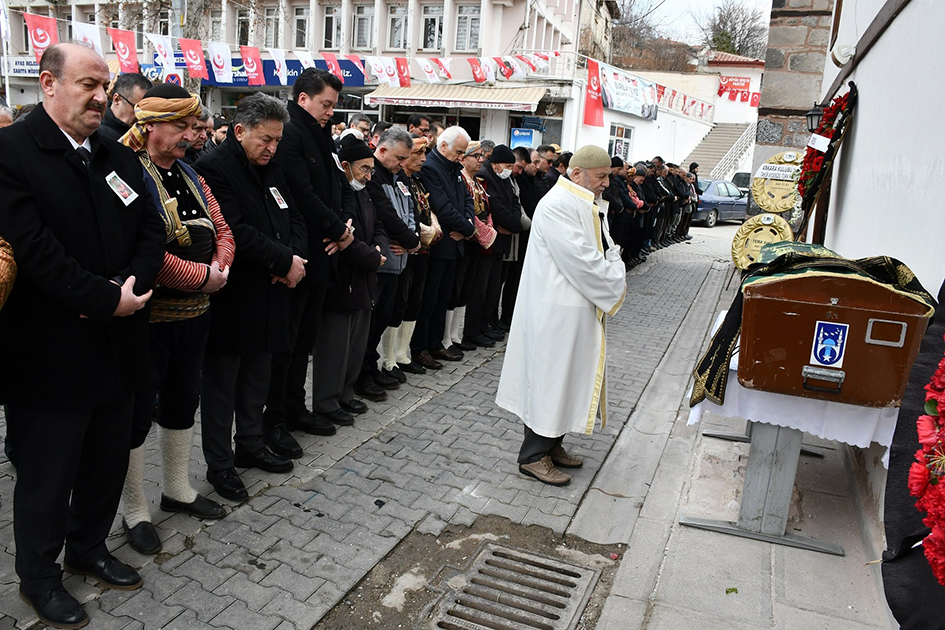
[731,172,751,194]
[693,178,748,227]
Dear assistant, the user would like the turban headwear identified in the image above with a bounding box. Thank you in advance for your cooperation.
[463,141,482,157]
[120,83,202,152]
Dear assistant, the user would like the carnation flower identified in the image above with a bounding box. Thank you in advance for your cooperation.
[918,415,942,449]
[922,526,945,586]
[910,460,931,499]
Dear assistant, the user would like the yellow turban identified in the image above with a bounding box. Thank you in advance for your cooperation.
[120,93,202,152]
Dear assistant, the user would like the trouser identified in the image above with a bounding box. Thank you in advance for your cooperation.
[483,253,504,329]
[131,313,210,448]
[677,209,693,238]
[201,351,271,472]
[312,308,370,413]
[265,282,325,427]
[500,259,523,324]
[449,245,480,309]
[361,273,399,378]
[8,395,133,594]
[462,254,498,341]
[391,254,429,326]
[412,257,456,354]
[518,425,565,465]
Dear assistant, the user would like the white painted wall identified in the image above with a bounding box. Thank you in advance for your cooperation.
[635,66,763,126]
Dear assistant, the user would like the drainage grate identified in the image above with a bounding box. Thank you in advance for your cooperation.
[430,544,601,630]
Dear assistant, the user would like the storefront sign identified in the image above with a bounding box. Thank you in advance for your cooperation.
[509,128,535,149]
[7,56,39,77]
[720,76,751,91]
[598,63,658,121]
[192,57,365,88]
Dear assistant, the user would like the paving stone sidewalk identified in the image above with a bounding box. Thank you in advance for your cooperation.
[0,226,736,629]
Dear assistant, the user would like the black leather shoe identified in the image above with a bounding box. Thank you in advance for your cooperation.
[264,423,304,458]
[483,329,504,342]
[412,350,443,370]
[319,408,354,426]
[207,468,248,502]
[123,519,161,555]
[398,360,427,374]
[286,411,337,436]
[235,447,293,473]
[470,334,495,348]
[354,378,388,401]
[431,348,462,362]
[340,399,368,415]
[64,555,142,590]
[19,587,89,629]
[382,366,407,384]
[372,372,400,390]
[455,340,477,351]
[160,494,226,519]
[493,319,511,332]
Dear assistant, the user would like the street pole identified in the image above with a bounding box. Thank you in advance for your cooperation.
[0,0,11,105]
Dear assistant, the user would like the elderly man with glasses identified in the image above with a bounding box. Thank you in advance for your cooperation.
[99,72,153,142]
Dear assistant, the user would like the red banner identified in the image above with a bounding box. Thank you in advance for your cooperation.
[583,59,603,127]
[728,89,738,101]
[720,76,751,91]
[179,38,208,80]
[322,52,344,83]
[493,56,514,80]
[24,14,58,64]
[740,90,750,103]
[395,57,411,87]
[467,58,486,83]
[240,46,265,86]
[108,28,138,73]
[515,55,536,71]
[657,85,665,102]
[750,92,760,107]
[432,58,452,79]
[343,54,365,76]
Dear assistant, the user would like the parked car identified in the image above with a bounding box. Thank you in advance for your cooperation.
[731,172,751,194]
[693,179,748,227]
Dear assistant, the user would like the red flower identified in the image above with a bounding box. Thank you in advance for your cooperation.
[811,156,824,171]
[911,460,931,499]
[918,415,942,449]
[923,525,945,586]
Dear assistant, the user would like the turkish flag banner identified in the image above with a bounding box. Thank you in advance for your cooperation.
[583,59,603,127]
[108,28,138,73]
[343,54,365,76]
[657,85,666,102]
[467,58,486,84]
[24,13,58,64]
[179,38,208,80]
[515,55,536,71]
[718,84,726,97]
[240,46,265,86]
[432,58,452,79]
[728,89,739,101]
[417,58,441,83]
[740,90,750,103]
[395,57,411,87]
[750,92,761,107]
[322,52,345,83]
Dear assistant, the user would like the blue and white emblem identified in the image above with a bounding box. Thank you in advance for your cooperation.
[810,321,849,368]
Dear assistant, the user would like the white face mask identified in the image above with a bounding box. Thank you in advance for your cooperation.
[346,165,367,191]
[497,167,513,180]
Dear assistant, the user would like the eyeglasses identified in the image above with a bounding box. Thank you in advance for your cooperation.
[418,127,430,133]
[466,153,484,160]
[349,164,373,174]
[115,92,137,108]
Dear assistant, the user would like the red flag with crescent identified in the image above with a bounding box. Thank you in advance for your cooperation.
[343,54,365,76]
[179,38,208,80]
[395,57,411,87]
[322,52,345,83]
[24,13,58,64]
[583,59,603,127]
[107,28,138,73]
[467,58,486,83]
[240,46,265,86]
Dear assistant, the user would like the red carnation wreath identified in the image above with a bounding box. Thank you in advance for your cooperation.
[796,90,852,198]
[907,343,945,586]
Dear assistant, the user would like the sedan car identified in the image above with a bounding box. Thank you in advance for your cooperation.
[693,179,748,227]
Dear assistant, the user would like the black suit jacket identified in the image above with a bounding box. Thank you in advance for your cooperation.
[0,104,165,406]
[195,133,308,355]
[478,163,522,257]
[418,148,475,260]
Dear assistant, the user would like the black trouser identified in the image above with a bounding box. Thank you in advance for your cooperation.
[361,273,399,378]
[500,258,523,324]
[131,313,210,448]
[412,257,455,354]
[483,253,504,329]
[449,245,480,310]
[462,253,498,341]
[313,308,370,413]
[201,351,271,472]
[8,395,133,594]
[391,254,429,326]
[518,425,564,465]
[265,283,326,427]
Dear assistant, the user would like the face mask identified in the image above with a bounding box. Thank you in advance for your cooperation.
[497,167,513,180]
[346,165,366,191]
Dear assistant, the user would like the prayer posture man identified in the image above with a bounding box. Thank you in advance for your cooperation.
[98,71,152,142]
[496,145,627,486]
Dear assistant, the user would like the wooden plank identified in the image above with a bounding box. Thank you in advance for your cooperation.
[737,423,803,536]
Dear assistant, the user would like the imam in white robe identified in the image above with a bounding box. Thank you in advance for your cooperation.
[496,176,627,438]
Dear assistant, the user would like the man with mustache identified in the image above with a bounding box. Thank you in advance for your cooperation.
[116,83,235,554]
[0,43,165,628]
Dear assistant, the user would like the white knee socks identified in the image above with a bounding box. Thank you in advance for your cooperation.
[120,445,151,527]
[160,427,198,504]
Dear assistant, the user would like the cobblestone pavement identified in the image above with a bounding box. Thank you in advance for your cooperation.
[0,225,740,629]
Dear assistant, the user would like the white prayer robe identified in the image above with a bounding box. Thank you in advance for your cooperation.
[496,177,627,438]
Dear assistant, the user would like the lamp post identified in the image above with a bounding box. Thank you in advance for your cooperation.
[805,103,824,133]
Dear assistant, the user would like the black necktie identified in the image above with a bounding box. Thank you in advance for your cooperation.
[75,146,91,169]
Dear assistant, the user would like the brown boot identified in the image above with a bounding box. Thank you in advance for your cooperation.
[549,445,584,468]
[519,455,571,486]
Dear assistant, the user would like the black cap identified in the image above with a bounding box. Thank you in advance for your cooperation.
[142,83,191,100]
[611,156,623,168]
[338,135,374,163]
[489,144,516,164]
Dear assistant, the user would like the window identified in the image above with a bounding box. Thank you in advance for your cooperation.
[237,10,250,45]
[157,10,169,35]
[724,182,743,198]
[388,6,407,50]
[421,5,443,50]
[353,5,374,49]
[135,18,144,50]
[264,7,280,47]
[210,10,223,41]
[607,124,633,162]
[323,6,341,49]
[108,18,119,51]
[293,7,309,48]
[455,5,480,52]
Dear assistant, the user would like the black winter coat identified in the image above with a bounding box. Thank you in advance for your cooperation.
[97,106,131,143]
[195,133,308,355]
[0,104,165,406]
[418,148,475,260]
[477,163,523,257]
[327,186,387,312]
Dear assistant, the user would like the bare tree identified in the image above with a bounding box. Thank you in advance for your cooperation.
[696,0,768,59]
[609,0,696,71]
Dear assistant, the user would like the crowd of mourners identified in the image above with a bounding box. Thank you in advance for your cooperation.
[0,43,704,628]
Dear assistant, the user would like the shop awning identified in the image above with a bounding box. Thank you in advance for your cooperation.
[363,84,547,112]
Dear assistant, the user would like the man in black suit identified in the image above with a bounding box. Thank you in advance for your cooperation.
[0,43,165,628]
[195,93,308,502]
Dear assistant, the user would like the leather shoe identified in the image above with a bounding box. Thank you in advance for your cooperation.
[235,447,293,473]
[286,411,337,436]
[455,340,477,351]
[382,366,407,384]
[19,587,89,629]
[123,519,161,555]
[412,351,442,370]
[519,455,571,486]
[470,334,495,348]
[319,408,354,426]
[398,360,427,374]
[431,347,462,362]
[548,445,584,468]
[493,319,511,332]
[340,399,368,415]
[264,423,303,458]
[207,468,247,502]
[354,378,388,401]
[372,371,400,390]
[64,555,142,590]
[160,494,226,519]
[484,325,505,341]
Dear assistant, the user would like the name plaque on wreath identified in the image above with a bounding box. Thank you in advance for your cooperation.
[751,151,803,215]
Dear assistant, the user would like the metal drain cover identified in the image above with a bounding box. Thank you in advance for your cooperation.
[429,544,601,630]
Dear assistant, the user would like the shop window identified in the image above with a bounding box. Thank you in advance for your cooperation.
[264,7,280,48]
[237,9,251,46]
[421,5,443,50]
[210,10,223,42]
[607,124,633,162]
[455,5,480,52]
[353,5,375,49]
[323,6,342,49]
[388,5,407,50]
[294,7,309,49]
